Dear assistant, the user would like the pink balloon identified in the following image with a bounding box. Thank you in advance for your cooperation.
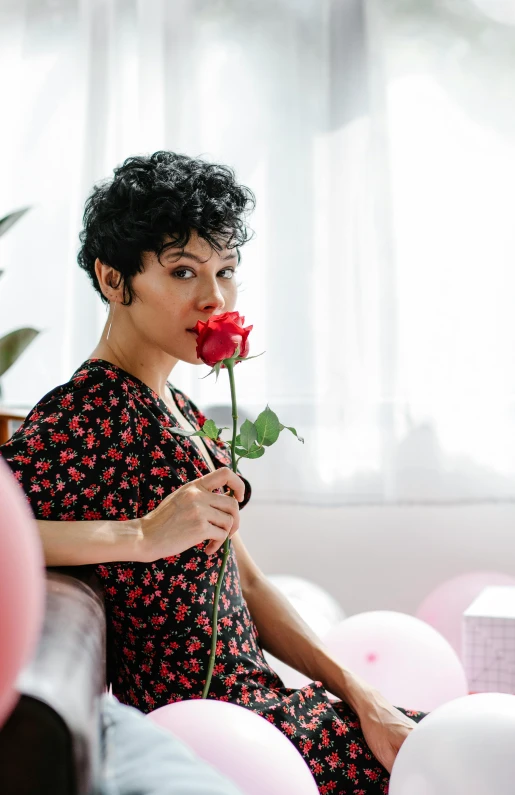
[416,571,515,658]
[323,611,468,713]
[0,688,19,727]
[147,699,318,795]
[0,457,45,728]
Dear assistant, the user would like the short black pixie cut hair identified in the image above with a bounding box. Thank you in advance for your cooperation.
[77,151,256,306]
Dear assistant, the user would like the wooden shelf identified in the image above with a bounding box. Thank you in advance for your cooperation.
[0,407,29,445]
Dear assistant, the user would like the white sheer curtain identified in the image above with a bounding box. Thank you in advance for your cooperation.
[1,0,515,505]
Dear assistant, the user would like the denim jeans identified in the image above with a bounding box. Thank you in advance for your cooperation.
[97,694,243,795]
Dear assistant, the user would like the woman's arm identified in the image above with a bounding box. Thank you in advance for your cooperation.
[37,517,145,566]
[232,534,421,774]
[36,468,245,567]
[232,533,375,713]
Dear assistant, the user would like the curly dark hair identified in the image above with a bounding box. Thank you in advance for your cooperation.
[77,151,256,305]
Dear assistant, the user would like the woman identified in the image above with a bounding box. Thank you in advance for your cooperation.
[0,151,426,793]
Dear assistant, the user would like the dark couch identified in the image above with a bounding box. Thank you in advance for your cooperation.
[0,568,244,795]
[0,567,106,795]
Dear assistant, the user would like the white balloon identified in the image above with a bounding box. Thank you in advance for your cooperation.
[263,575,345,689]
[266,575,345,628]
[390,693,515,795]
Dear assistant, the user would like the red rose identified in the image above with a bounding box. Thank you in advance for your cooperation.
[192,311,253,368]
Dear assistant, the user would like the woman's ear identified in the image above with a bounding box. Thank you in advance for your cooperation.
[94,257,123,301]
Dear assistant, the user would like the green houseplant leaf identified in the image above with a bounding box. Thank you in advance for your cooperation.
[0,206,39,390]
[0,328,40,378]
[0,208,31,238]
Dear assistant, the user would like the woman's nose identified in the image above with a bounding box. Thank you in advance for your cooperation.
[198,282,226,310]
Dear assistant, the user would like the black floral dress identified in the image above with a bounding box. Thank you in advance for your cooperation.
[0,358,426,794]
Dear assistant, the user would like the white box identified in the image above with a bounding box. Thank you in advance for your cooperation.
[463,586,515,695]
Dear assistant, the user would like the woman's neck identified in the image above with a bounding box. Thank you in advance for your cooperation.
[88,342,174,405]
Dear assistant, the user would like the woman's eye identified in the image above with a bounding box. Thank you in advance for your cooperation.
[173,268,235,279]
[172,269,192,279]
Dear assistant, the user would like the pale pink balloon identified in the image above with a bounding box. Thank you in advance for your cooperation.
[416,571,515,658]
[0,688,19,728]
[147,699,318,795]
[0,457,45,727]
[323,611,468,713]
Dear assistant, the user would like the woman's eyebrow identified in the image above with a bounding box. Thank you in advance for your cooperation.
[165,250,238,263]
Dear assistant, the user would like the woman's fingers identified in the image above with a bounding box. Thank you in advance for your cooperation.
[199,467,245,503]
[204,503,236,555]
[197,468,245,554]
[209,491,240,532]
[141,467,245,560]
[204,526,231,556]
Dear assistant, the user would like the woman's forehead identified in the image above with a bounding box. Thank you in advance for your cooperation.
[159,231,235,261]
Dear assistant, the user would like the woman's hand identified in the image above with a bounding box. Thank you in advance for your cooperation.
[139,467,245,562]
[355,688,418,774]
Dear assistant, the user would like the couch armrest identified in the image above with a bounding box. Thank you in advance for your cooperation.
[0,566,106,795]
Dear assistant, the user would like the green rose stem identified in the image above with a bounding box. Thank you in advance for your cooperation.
[166,322,303,700]
[201,355,239,700]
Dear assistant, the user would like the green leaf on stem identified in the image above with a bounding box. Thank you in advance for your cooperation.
[234,350,266,363]
[199,344,242,383]
[254,405,281,446]
[235,443,266,461]
[244,443,265,459]
[167,428,202,437]
[239,418,257,451]
[168,425,229,439]
[279,424,305,443]
[200,419,223,440]
[199,361,223,381]
[232,420,266,461]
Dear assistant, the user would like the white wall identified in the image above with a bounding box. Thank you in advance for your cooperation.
[242,503,515,617]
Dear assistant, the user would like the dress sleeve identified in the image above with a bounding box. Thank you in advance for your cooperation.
[233,469,252,510]
[0,372,143,523]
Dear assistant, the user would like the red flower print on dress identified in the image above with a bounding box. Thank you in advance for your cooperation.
[0,358,426,794]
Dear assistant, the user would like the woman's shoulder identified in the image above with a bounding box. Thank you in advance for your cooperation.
[0,360,145,520]
[1,359,141,453]
[69,358,144,397]
[23,359,135,422]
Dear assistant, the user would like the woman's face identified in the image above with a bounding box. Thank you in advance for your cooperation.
[125,230,240,365]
